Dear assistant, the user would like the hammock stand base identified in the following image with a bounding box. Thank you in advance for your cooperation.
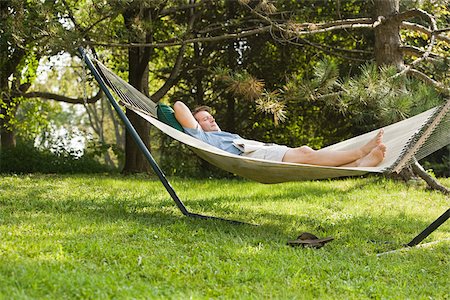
[80,47,447,246]
[80,48,250,226]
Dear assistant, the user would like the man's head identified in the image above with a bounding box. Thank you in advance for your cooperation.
[192,106,220,132]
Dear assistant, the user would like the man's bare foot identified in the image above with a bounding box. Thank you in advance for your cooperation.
[357,144,386,167]
[360,129,384,156]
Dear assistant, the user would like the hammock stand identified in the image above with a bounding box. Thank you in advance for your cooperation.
[79,47,449,246]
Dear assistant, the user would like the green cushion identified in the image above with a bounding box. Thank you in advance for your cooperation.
[156,103,184,132]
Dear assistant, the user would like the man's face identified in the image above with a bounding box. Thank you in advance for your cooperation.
[194,110,220,132]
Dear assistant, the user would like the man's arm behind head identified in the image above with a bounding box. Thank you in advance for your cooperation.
[173,101,199,129]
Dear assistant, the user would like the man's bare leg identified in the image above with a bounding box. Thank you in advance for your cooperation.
[341,144,386,167]
[282,129,384,166]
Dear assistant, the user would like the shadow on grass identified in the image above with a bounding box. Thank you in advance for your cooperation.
[1,174,448,253]
[1,188,446,251]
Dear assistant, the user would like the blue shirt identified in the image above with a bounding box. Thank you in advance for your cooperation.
[183,125,243,155]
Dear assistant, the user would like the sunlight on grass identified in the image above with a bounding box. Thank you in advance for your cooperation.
[0,174,448,298]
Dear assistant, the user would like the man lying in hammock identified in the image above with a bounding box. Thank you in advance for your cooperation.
[173,101,386,167]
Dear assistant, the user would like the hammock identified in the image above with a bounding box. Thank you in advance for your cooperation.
[93,56,450,183]
[80,48,450,246]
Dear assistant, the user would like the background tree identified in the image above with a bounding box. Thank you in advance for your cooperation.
[2,0,449,183]
[0,0,61,149]
[0,0,102,151]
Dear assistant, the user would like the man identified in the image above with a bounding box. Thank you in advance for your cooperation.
[173,101,386,167]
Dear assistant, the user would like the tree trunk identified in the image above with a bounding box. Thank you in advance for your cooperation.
[373,0,404,70]
[373,0,408,179]
[122,5,153,174]
[0,94,17,149]
[373,0,448,192]
[0,119,16,149]
[0,47,15,149]
[122,48,151,173]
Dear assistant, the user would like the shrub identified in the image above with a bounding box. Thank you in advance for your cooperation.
[421,146,450,178]
[0,141,115,174]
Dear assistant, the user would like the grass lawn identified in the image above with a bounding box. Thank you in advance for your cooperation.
[0,174,449,299]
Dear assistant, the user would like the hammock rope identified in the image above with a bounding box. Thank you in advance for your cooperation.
[390,100,450,173]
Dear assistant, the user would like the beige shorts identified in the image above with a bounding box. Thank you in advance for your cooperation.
[240,145,289,162]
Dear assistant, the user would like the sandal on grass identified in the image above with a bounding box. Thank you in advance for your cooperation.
[287,232,334,248]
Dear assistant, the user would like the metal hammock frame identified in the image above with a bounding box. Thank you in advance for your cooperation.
[79,47,449,247]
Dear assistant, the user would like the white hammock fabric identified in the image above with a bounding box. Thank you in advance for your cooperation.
[133,107,435,183]
[94,58,450,184]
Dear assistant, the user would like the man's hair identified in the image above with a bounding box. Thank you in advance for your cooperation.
[191,105,212,117]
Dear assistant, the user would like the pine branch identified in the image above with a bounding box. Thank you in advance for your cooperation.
[394,8,434,23]
[287,22,376,35]
[84,5,450,51]
[394,12,438,78]
[400,46,442,60]
[241,0,375,31]
[86,26,272,48]
[401,22,450,44]
[311,18,374,29]
[407,68,448,94]
[239,0,378,43]
[435,27,450,34]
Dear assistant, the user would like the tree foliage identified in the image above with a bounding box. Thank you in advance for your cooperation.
[1,0,449,177]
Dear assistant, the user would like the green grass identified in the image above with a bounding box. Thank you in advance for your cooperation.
[0,174,449,299]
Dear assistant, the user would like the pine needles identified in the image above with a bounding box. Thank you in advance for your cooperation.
[214,59,444,131]
[214,67,286,125]
[285,59,444,130]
